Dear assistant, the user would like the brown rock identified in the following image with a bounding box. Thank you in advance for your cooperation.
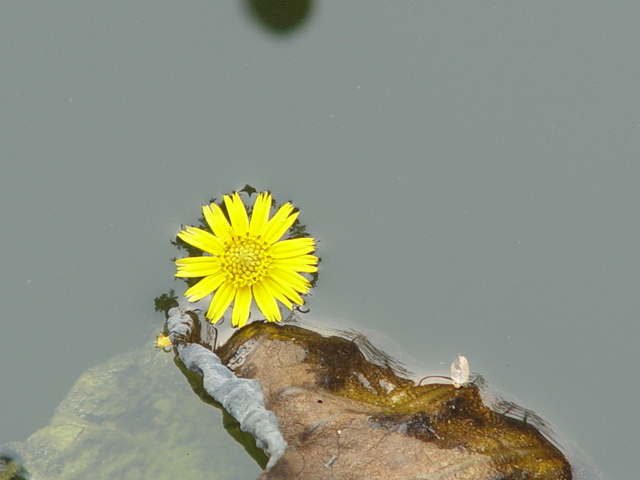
[216,322,572,480]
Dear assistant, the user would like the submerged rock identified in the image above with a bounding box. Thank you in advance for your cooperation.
[216,322,572,480]
[10,346,261,480]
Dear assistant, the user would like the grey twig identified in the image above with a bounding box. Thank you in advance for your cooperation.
[166,308,287,470]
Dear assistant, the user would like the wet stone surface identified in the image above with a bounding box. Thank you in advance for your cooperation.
[218,322,572,480]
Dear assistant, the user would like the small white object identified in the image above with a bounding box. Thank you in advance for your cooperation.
[325,455,338,468]
[450,355,470,388]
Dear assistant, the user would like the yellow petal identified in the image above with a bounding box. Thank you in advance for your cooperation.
[231,286,252,328]
[249,192,272,237]
[264,275,305,306]
[177,226,224,255]
[262,203,298,243]
[270,267,311,293]
[203,202,233,239]
[206,282,236,323]
[253,281,281,322]
[224,192,249,234]
[175,257,222,277]
[271,256,318,273]
[260,277,294,310]
[184,273,226,302]
[269,237,316,258]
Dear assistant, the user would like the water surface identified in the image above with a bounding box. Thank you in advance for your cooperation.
[1,3,638,478]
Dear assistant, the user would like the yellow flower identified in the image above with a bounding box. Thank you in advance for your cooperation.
[155,333,173,348]
[175,192,318,327]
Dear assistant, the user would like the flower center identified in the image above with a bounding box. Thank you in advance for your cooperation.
[222,236,271,288]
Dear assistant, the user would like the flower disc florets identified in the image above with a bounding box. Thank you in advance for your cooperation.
[223,236,271,288]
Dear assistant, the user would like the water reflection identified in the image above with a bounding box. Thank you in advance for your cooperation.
[243,0,314,34]
[478,382,609,480]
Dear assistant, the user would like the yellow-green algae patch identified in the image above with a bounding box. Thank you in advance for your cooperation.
[218,322,572,480]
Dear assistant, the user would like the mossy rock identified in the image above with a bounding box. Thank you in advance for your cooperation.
[10,345,261,480]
